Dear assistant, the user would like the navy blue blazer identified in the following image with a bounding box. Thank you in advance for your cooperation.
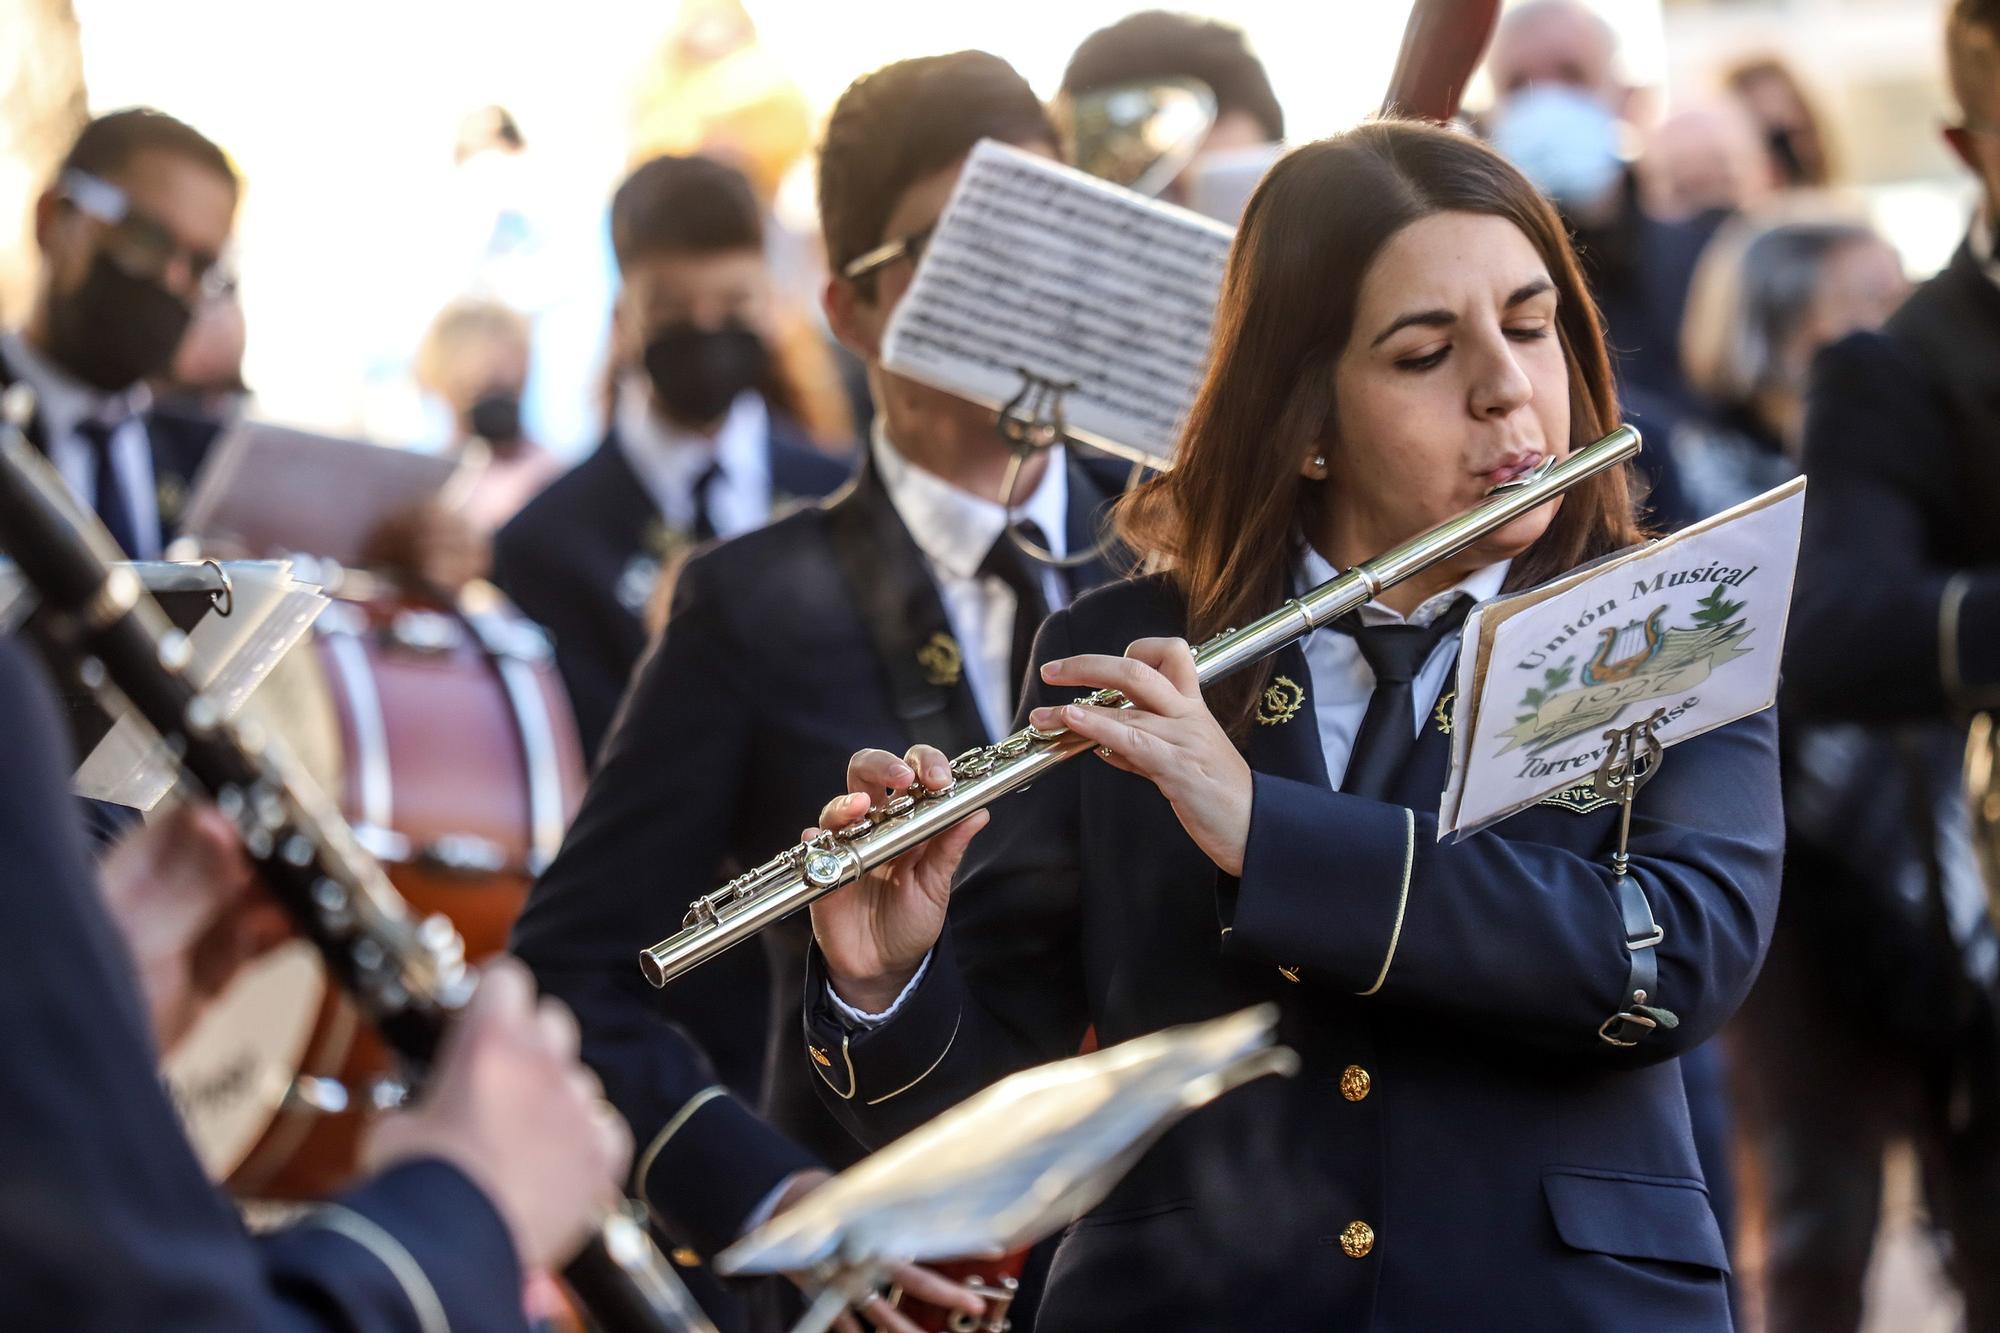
[0,636,527,1332]
[509,451,1129,1261]
[491,412,853,767]
[1788,240,2000,721]
[803,573,1782,1332]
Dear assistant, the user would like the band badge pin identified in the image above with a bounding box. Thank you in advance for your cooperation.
[643,517,692,562]
[155,474,188,527]
[1539,781,1613,815]
[918,631,963,687]
[615,553,662,616]
[1256,674,1305,726]
[1433,688,1456,735]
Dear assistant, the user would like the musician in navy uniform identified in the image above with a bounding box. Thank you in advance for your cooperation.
[804,121,1782,1332]
[0,108,240,559]
[0,635,631,1331]
[508,51,1125,1323]
[492,153,852,769]
[1773,2,2000,1324]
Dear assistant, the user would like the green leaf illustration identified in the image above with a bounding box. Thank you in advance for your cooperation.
[1690,583,1745,629]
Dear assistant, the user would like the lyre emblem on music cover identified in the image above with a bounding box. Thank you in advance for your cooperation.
[917,631,963,687]
[1256,674,1304,726]
[1500,583,1754,756]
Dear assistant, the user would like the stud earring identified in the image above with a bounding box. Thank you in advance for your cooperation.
[1311,454,1326,469]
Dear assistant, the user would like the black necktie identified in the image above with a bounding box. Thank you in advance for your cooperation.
[1335,595,1473,799]
[690,458,724,541]
[78,417,142,557]
[978,521,1053,714]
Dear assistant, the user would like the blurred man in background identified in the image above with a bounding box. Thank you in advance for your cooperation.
[493,152,851,770]
[0,107,237,560]
[1779,1,2000,1325]
[1484,0,1715,529]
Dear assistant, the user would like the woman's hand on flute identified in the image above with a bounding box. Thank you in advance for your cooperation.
[808,745,988,1014]
[1031,638,1253,878]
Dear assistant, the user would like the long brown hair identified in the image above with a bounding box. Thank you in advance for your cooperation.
[1116,118,1643,733]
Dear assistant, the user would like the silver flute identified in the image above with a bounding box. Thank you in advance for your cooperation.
[641,425,1641,988]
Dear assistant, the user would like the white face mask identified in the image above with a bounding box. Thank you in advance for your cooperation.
[1486,85,1625,212]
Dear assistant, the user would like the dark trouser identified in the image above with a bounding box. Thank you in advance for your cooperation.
[1731,883,2000,1332]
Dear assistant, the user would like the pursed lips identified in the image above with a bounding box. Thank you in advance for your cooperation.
[1479,451,1543,488]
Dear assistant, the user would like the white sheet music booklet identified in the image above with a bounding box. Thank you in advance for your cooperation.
[880,138,1236,468]
[1439,478,1806,839]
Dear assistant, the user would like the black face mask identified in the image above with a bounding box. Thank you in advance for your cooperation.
[642,324,768,427]
[45,252,195,393]
[467,390,524,451]
[1765,127,1806,187]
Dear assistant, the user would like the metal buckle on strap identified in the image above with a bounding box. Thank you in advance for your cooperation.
[1597,1009,1658,1047]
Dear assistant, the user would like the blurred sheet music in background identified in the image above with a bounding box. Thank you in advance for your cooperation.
[177,422,468,565]
[881,138,1234,468]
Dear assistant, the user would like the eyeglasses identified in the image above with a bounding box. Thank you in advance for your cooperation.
[840,223,936,283]
[59,169,237,302]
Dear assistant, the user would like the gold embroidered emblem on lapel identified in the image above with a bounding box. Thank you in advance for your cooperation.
[155,475,187,527]
[1434,688,1456,735]
[643,517,692,561]
[1256,674,1305,726]
[1539,781,1613,815]
[917,631,963,687]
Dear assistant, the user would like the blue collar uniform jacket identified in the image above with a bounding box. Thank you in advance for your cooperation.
[507,451,1129,1272]
[490,414,852,768]
[0,637,529,1332]
[802,573,1782,1332]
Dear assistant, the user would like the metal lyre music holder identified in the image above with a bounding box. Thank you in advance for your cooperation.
[996,367,1076,453]
[1594,707,1679,1046]
[994,368,1137,571]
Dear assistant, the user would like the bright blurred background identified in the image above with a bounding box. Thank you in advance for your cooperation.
[0,0,1974,457]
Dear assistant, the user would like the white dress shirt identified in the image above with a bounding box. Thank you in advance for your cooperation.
[614,377,773,539]
[871,422,1071,742]
[1296,546,1511,788]
[1,331,160,558]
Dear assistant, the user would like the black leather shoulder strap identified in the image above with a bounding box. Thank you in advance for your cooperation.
[822,459,989,756]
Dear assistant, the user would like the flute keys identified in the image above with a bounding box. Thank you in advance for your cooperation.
[803,849,845,887]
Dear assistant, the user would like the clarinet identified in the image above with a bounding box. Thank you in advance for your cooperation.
[0,405,715,1333]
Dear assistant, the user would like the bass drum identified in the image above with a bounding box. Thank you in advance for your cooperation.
[163,582,586,1199]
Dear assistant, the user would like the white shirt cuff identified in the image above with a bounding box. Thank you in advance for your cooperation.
[738,1169,813,1239]
[826,952,932,1027]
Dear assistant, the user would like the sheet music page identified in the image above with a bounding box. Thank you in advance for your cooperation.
[1439,477,1806,839]
[881,138,1235,467]
[180,421,457,564]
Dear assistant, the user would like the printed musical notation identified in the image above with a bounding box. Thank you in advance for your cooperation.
[880,139,1235,466]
